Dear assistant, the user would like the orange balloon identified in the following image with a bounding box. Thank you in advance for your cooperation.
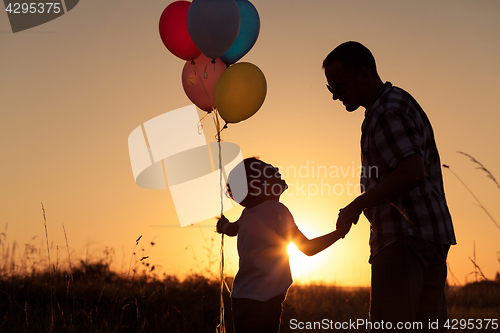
[182,54,227,112]
[215,62,266,123]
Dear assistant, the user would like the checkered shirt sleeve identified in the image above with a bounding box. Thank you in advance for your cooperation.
[361,83,456,261]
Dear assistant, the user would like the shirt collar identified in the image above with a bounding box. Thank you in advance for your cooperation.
[365,81,393,116]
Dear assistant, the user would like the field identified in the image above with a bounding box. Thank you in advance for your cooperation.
[2,155,499,332]
[0,256,499,333]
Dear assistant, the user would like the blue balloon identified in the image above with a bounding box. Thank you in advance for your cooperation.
[220,0,260,65]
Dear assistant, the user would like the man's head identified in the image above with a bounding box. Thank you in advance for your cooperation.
[323,41,382,111]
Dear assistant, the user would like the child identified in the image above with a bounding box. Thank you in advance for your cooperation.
[217,157,350,333]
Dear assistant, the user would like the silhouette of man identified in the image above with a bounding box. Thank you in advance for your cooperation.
[323,41,456,332]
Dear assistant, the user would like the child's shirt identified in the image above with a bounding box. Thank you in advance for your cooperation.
[231,200,297,302]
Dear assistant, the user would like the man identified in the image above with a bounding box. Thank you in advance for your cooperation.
[323,41,456,332]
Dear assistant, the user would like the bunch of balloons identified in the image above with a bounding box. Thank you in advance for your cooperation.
[158,0,265,124]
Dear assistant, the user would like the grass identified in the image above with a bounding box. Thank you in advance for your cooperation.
[0,224,499,333]
[1,152,499,332]
[443,151,500,232]
[0,262,224,332]
[0,260,499,333]
[1,221,499,333]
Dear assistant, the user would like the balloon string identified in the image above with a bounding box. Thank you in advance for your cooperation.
[197,112,210,135]
[199,112,209,122]
[193,59,227,333]
[217,152,227,333]
[211,68,226,332]
[217,229,226,333]
[204,60,212,79]
[191,59,228,139]
[213,102,227,139]
[217,145,227,333]
[191,60,217,112]
[191,58,228,332]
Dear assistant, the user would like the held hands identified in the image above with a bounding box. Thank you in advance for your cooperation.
[336,202,363,238]
[336,217,352,239]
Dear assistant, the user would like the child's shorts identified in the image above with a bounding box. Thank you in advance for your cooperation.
[231,293,286,333]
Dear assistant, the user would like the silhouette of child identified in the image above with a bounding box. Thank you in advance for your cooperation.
[217,157,350,333]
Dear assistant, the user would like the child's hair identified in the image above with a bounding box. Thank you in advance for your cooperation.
[226,157,281,208]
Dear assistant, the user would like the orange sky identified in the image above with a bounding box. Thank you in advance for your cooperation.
[1,0,500,287]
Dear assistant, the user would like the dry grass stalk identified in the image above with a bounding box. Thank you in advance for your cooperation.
[40,202,55,333]
[468,256,488,282]
[62,221,73,274]
[385,199,414,226]
[128,235,143,276]
[446,262,462,286]
[458,151,500,190]
[442,163,500,232]
[41,202,51,272]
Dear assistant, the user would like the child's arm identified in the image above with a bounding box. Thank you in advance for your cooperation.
[283,222,350,256]
[216,215,239,237]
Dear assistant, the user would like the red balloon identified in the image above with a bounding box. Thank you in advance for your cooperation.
[182,54,227,112]
[159,1,201,61]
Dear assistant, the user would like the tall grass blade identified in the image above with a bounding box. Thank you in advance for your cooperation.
[442,165,500,232]
[41,202,51,271]
[458,151,500,190]
[62,221,73,274]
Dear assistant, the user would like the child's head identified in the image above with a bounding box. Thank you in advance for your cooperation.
[227,157,287,208]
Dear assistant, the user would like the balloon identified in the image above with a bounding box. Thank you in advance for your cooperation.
[159,1,201,61]
[221,0,260,65]
[182,54,227,112]
[215,62,266,123]
[187,0,241,60]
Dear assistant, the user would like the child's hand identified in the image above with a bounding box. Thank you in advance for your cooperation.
[216,215,239,236]
[216,215,230,234]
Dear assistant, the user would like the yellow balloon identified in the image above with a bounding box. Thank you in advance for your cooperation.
[215,62,267,123]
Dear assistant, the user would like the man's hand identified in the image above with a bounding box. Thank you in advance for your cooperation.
[336,201,363,237]
[337,205,362,226]
[336,217,352,238]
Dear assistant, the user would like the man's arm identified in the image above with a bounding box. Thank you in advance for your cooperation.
[337,153,426,226]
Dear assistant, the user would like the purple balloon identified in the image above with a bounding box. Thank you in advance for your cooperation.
[187,0,241,60]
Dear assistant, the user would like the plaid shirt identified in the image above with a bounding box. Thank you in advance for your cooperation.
[361,82,456,261]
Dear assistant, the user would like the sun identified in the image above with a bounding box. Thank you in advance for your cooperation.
[287,242,327,284]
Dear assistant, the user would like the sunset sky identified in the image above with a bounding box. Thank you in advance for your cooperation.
[1,0,500,287]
